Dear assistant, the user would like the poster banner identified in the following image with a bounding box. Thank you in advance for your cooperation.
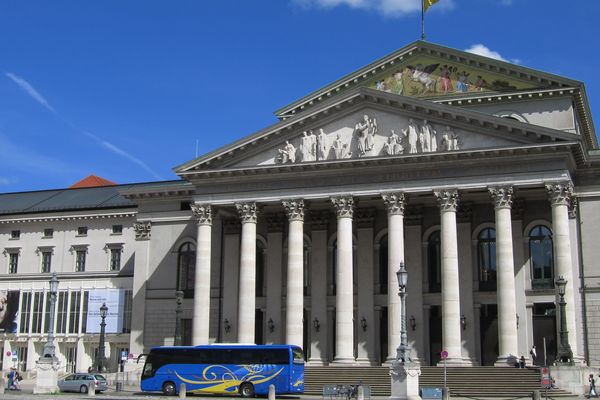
[0,290,19,333]
[86,289,125,333]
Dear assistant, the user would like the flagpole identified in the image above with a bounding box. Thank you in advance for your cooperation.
[421,0,425,40]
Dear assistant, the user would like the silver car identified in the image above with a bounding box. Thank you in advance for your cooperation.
[57,373,108,393]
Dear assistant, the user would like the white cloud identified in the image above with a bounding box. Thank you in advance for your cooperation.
[83,131,163,180]
[5,72,56,113]
[292,0,453,17]
[465,44,509,62]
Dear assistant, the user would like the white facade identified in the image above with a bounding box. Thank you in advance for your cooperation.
[2,41,600,372]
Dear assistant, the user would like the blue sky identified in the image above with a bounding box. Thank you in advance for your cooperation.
[1,0,598,192]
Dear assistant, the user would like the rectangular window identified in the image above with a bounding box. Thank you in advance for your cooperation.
[10,230,20,239]
[81,291,89,333]
[41,251,52,273]
[75,250,86,272]
[8,253,18,274]
[122,290,133,334]
[19,292,32,334]
[68,291,81,334]
[56,291,68,334]
[110,248,121,271]
[111,225,123,234]
[43,228,54,238]
[43,292,51,333]
[31,292,44,334]
[77,226,88,236]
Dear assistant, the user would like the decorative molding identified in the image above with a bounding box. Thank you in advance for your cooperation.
[489,186,514,210]
[235,202,259,224]
[223,219,241,234]
[568,196,578,220]
[434,189,460,212]
[546,182,574,207]
[457,201,473,223]
[133,221,151,241]
[309,210,330,231]
[191,203,213,225]
[282,199,305,222]
[35,246,55,256]
[0,211,136,225]
[69,244,89,254]
[330,196,354,219]
[382,192,407,216]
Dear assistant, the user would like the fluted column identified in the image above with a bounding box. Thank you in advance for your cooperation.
[282,199,305,348]
[236,202,258,344]
[331,195,355,363]
[191,204,213,345]
[434,189,463,364]
[489,186,519,364]
[382,192,406,362]
[546,182,579,357]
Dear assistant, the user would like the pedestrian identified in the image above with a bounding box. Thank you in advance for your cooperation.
[590,374,598,398]
[520,356,526,368]
[530,345,537,365]
[6,368,14,390]
[13,371,21,391]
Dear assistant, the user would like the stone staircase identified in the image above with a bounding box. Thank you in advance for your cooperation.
[305,366,575,397]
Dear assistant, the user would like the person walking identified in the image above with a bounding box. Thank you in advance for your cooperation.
[589,374,598,398]
[530,345,537,365]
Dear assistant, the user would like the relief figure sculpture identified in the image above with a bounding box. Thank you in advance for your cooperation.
[300,131,317,162]
[277,140,297,164]
[441,126,459,151]
[354,114,377,156]
[384,130,403,155]
[420,119,433,153]
[402,118,419,154]
[333,134,352,159]
[317,128,329,160]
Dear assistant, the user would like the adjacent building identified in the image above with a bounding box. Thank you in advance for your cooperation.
[2,41,600,372]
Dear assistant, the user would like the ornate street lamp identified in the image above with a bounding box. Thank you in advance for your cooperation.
[396,262,409,362]
[42,273,59,359]
[555,276,573,364]
[174,290,184,346]
[97,303,108,372]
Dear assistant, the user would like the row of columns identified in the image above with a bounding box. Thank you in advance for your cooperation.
[186,181,578,365]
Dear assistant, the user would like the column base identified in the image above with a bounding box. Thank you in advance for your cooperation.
[355,357,377,366]
[33,357,60,394]
[494,354,520,367]
[306,359,329,366]
[436,358,473,367]
[331,357,356,365]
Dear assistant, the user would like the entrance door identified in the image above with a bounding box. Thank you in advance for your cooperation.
[532,303,557,366]
[429,306,442,365]
[479,304,498,366]
[255,309,264,345]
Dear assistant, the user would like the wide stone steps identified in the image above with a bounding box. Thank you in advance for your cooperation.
[304,366,574,397]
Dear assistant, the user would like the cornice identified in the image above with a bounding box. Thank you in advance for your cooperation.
[0,211,137,225]
[0,271,133,281]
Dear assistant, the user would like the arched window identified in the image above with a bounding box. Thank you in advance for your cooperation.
[478,228,497,291]
[427,231,441,293]
[177,242,196,297]
[530,225,554,289]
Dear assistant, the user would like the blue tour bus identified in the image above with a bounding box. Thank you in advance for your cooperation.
[140,344,304,397]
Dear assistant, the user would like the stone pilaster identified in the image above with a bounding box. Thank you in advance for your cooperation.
[130,221,151,355]
[330,195,355,363]
[235,202,258,343]
[191,204,213,345]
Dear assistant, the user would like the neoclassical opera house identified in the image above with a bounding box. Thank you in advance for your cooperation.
[2,41,600,372]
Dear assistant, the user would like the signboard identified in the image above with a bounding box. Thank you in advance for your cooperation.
[86,289,126,333]
[11,350,17,361]
[121,351,128,361]
[0,290,20,333]
[440,350,448,360]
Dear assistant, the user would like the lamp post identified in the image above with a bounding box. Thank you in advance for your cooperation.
[42,273,59,359]
[555,276,573,364]
[174,290,184,346]
[396,262,409,362]
[97,303,108,372]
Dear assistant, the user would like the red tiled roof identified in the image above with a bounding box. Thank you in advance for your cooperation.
[69,175,117,188]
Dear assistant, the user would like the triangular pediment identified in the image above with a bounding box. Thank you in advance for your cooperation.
[175,88,580,176]
[274,41,585,119]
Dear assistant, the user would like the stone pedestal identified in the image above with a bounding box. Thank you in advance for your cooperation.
[390,360,421,400]
[33,357,60,394]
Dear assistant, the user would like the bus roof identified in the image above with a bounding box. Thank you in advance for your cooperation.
[149,344,303,351]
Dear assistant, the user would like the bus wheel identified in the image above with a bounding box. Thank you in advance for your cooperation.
[240,382,255,398]
[162,381,177,396]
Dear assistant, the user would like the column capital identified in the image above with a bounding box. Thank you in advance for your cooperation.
[381,192,407,215]
[568,197,578,219]
[235,202,259,224]
[330,195,354,218]
[489,186,514,210]
[282,199,305,222]
[191,203,213,225]
[434,189,460,212]
[546,182,574,207]
[133,221,151,241]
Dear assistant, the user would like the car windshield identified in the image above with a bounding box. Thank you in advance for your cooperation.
[94,375,106,381]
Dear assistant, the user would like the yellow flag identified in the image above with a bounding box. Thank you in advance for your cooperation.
[423,0,439,11]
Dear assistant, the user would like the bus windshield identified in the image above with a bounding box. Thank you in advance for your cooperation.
[140,345,304,398]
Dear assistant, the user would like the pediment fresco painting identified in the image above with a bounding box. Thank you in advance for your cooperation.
[233,108,528,168]
[367,55,545,97]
